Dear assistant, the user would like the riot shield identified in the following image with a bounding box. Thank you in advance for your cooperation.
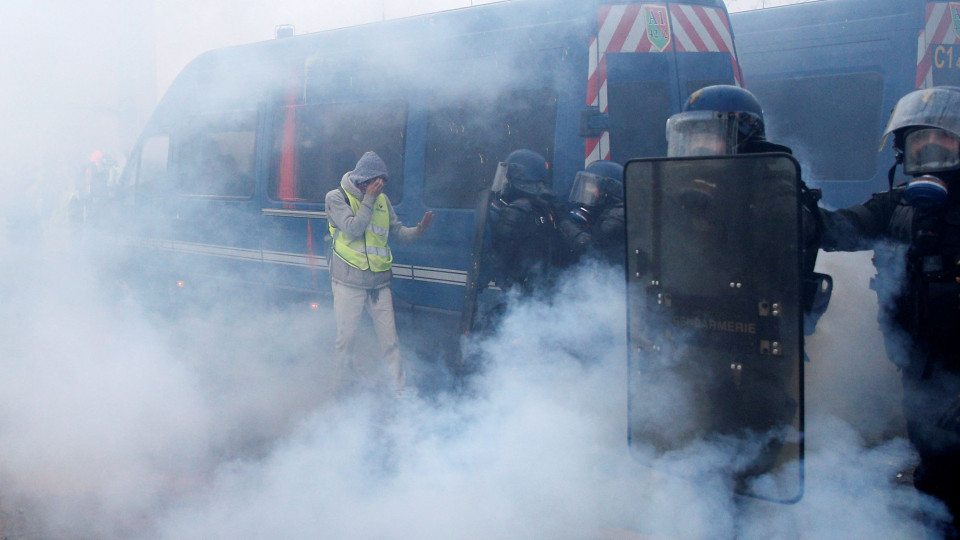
[460,185,494,335]
[624,154,804,503]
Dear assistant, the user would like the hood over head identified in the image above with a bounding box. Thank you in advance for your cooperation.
[349,151,389,184]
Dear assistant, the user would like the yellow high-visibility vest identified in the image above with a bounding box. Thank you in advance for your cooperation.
[329,183,392,272]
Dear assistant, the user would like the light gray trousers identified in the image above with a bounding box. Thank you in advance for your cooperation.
[331,280,406,391]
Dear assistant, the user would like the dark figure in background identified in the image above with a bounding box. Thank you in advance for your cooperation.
[557,160,625,267]
[487,149,560,292]
[667,84,831,329]
[79,151,110,223]
[818,86,960,535]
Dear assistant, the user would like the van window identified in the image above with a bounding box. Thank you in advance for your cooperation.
[176,111,257,198]
[748,72,884,182]
[424,90,558,209]
[269,100,407,204]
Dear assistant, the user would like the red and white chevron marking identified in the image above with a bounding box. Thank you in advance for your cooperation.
[585,35,609,165]
[916,2,960,88]
[598,4,674,54]
[671,4,737,56]
[585,4,742,164]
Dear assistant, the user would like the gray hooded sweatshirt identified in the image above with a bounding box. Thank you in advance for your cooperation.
[324,152,421,289]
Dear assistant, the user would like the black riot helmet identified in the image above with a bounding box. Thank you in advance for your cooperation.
[568,160,624,208]
[666,85,766,157]
[491,149,552,199]
[567,160,623,225]
[882,87,960,176]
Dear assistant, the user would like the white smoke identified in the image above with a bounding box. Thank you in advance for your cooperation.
[0,234,338,538]
[0,239,950,538]
[805,250,908,443]
[0,1,953,538]
[147,257,949,540]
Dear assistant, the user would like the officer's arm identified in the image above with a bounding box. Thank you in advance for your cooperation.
[819,190,900,252]
[491,203,527,237]
[324,189,375,240]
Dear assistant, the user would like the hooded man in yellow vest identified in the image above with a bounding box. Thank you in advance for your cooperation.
[325,151,434,397]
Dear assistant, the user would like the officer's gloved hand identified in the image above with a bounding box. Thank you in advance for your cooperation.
[558,216,585,239]
[802,273,833,336]
[487,199,503,226]
[595,205,625,237]
[558,215,591,256]
[800,187,823,250]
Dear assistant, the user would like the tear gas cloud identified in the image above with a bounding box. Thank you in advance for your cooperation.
[0,248,948,538]
[0,0,950,538]
[724,0,820,11]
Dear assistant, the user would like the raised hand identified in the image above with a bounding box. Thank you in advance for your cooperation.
[417,210,435,234]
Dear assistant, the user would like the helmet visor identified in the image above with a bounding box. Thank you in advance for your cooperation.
[491,162,510,194]
[666,111,739,157]
[881,87,960,150]
[904,128,960,175]
[568,171,608,207]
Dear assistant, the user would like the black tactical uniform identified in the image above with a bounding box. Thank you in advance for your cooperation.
[667,85,830,327]
[633,86,828,491]
[487,149,560,292]
[820,86,960,535]
[557,160,626,267]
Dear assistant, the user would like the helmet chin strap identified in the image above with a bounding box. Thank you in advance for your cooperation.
[888,148,904,190]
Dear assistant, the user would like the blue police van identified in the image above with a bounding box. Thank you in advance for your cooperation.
[731,0,960,208]
[107,0,743,331]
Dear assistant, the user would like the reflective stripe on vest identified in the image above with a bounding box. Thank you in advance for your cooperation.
[329,184,392,272]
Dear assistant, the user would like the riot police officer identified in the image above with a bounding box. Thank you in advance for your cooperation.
[557,160,625,267]
[667,85,831,327]
[666,84,793,156]
[625,86,821,497]
[819,86,960,533]
[487,149,559,291]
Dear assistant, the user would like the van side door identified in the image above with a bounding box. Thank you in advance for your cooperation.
[591,2,741,165]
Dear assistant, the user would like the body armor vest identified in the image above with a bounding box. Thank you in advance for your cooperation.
[875,197,960,372]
